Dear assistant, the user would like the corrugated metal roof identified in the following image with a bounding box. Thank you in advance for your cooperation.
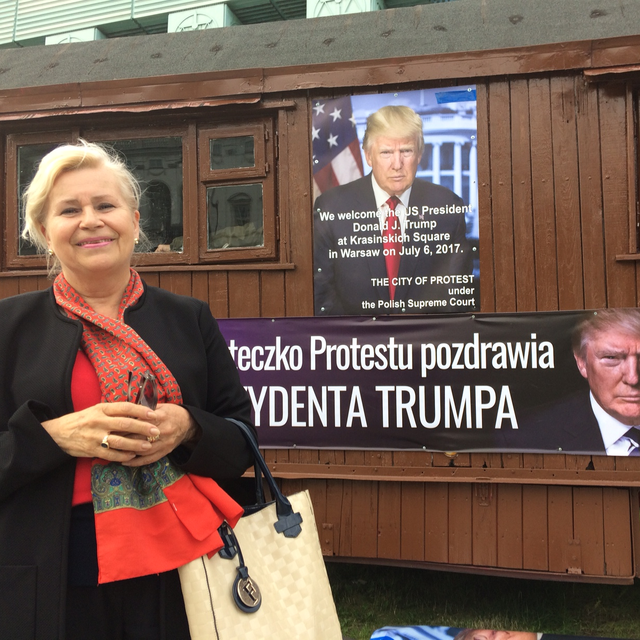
[0,1,17,44]
[14,0,131,41]
[231,0,306,23]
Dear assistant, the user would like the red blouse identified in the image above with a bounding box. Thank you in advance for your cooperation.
[70,349,101,506]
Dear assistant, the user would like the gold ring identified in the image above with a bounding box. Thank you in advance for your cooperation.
[147,434,160,443]
[101,434,110,449]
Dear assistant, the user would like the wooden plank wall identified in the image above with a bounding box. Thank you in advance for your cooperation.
[279,477,634,580]
[1,74,638,579]
[285,73,636,579]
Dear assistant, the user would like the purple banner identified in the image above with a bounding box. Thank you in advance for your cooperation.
[218,309,640,456]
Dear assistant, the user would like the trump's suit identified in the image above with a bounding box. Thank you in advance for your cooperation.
[497,390,606,454]
[313,174,475,316]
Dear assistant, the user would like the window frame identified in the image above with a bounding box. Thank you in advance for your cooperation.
[2,111,284,271]
[6,130,73,269]
[197,119,278,263]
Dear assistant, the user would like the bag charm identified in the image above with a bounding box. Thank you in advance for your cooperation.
[218,522,262,613]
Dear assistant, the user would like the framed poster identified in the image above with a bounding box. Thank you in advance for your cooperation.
[312,87,478,316]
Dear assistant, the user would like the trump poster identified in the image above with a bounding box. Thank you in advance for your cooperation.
[311,87,479,317]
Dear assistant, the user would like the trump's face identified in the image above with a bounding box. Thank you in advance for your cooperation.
[364,134,422,197]
[575,327,640,426]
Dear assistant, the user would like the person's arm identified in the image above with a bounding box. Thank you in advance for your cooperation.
[41,402,160,461]
[177,304,255,479]
[0,397,164,502]
[0,401,71,503]
[0,304,155,500]
[126,302,255,479]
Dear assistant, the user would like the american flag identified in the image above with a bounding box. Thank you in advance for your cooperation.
[312,96,365,199]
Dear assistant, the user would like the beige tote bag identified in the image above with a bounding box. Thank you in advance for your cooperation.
[178,420,343,640]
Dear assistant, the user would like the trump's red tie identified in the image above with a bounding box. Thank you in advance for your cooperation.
[383,196,402,300]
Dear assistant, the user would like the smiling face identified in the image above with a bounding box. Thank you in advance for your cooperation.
[41,166,140,290]
[364,134,422,197]
[575,327,640,426]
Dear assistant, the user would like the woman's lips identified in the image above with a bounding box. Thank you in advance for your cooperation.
[76,238,115,248]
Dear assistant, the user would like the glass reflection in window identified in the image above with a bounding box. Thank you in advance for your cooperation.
[106,138,183,253]
[462,142,471,171]
[209,136,255,170]
[207,184,263,249]
[17,143,60,255]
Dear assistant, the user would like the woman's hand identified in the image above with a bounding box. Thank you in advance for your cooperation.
[41,402,160,463]
[123,403,201,467]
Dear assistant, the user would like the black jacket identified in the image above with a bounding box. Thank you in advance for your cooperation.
[0,283,254,639]
[496,390,606,454]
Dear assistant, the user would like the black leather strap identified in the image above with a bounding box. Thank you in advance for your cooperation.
[226,418,302,538]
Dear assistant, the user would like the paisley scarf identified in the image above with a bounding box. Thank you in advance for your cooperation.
[54,270,243,584]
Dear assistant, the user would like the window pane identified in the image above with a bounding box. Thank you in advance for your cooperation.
[420,143,433,171]
[207,183,264,249]
[440,175,454,192]
[440,142,454,170]
[462,142,471,171]
[462,174,470,206]
[106,138,183,252]
[17,143,60,255]
[210,136,255,170]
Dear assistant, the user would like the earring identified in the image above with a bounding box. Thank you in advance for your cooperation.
[134,238,139,245]
[47,248,53,256]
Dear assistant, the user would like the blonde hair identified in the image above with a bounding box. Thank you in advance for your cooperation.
[362,105,425,155]
[22,139,141,263]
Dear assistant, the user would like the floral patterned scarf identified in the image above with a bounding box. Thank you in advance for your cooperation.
[54,270,243,583]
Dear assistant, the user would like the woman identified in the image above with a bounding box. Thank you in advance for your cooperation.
[0,141,255,639]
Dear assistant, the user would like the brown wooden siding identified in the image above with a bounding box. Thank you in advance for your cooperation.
[282,477,636,581]
[1,39,640,581]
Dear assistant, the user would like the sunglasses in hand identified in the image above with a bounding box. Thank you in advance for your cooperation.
[127,371,158,411]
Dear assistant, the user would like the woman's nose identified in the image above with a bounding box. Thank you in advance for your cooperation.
[79,207,103,227]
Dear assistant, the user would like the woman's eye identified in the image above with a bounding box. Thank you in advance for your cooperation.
[98,202,115,211]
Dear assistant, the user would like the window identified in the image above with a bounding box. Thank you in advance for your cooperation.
[417,139,474,207]
[198,122,276,262]
[105,137,184,252]
[8,132,71,261]
[4,115,279,269]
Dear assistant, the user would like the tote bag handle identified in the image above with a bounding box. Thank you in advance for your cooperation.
[226,418,302,539]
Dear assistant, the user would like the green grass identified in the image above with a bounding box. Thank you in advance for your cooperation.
[326,563,640,640]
